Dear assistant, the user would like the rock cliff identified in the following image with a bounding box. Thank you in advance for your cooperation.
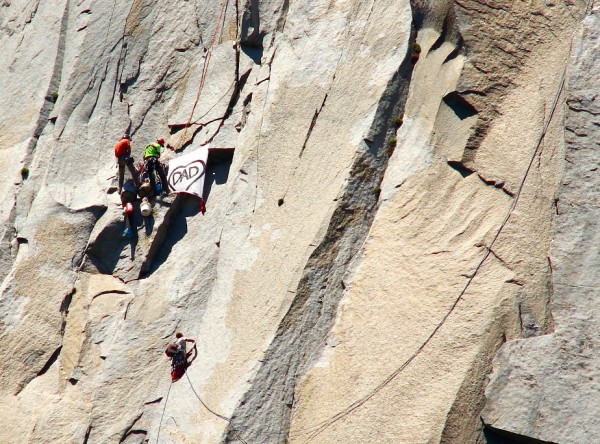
[0,0,596,443]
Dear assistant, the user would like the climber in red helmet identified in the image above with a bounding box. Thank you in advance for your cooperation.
[114,134,140,194]
[166,332,196,382]
[142,137,173,196]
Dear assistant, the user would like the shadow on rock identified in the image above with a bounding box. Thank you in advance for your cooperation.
[85,217,136,274]
[483,427,557,444]
[144,214,155,236]
[143,193,199,276]
[203,158,231,203]
[143,158,232,276]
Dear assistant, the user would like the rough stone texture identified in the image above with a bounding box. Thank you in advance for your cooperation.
[287,0,581,440]
[223,0,415,441]
[482,5,600,443]
[0,0,596,443]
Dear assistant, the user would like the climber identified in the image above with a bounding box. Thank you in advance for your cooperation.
[114,134,140,194]
[166,332,196,382]
[143,137,173,196]
[121,179,137,238]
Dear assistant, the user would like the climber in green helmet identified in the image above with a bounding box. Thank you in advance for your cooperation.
[143,137,173,195]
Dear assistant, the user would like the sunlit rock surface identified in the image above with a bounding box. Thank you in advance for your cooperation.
[0,0,595,443]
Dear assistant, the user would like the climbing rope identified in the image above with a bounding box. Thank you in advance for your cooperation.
[184,371,229,421]
[184,372,250,444]
[251,59,275,216]
[95,0,119,141]
[292,48,573,444]
[155,381,173,444]
[176,0,230,150]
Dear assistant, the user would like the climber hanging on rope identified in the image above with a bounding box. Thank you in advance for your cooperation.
[120,178,138,238]
[143,138,173,196]
[114,134,140,194]
[165,332,196,382]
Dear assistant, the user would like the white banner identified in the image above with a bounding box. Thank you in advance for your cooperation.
[167,147,209,198]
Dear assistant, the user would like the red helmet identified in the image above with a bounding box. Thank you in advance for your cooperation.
[157,137,165,145]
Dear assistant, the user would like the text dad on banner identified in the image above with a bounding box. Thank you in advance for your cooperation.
[167,147,209,198]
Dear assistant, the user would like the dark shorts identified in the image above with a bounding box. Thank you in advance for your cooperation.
[172,352,185,366]
[118,155,134,166]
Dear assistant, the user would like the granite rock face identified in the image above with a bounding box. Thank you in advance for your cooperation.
[482,5,600,444]
[0,0,596,443]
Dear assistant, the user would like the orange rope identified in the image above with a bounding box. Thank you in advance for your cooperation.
[177,0,230,148]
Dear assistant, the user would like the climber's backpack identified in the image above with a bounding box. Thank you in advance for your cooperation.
[165,343,178,358]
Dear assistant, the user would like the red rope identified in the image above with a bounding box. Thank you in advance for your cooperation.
[178,0,230,147]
